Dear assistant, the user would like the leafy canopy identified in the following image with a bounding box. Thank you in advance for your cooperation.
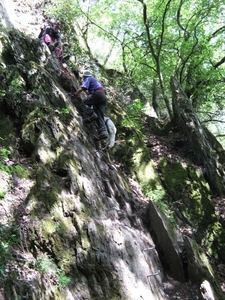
[47,0,225,145]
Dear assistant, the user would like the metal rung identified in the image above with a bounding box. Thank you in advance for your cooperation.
[142,246,155,251]
[147,270,160,277]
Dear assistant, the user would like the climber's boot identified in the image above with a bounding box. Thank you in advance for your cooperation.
[83,112,98,124]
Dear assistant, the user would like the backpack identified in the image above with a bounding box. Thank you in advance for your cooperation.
[38,21,52,39]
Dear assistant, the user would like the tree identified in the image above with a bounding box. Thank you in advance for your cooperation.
[48,0,225,146]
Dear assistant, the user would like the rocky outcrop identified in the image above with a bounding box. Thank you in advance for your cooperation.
[170,76,225,196]
[0,17,167,300]
[148,201,186,282]
[0,1,225,299]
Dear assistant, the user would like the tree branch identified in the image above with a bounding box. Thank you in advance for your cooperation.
[213,56,225,69]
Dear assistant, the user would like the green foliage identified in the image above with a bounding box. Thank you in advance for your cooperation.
[7,77,25,103]
[48,0,225,142]
[0,191,6,199]
[0,65,6,98]
[35,256,56,274]
[122,99,145,133]
[0,89,6,97]
[59,107,70,115]
[142,182,176,223]
[0,223,19,283]
[0,143,25,175]
[0,147,11,158]
[35,255,71,288]
[143,183,165,202]
[57,271,72,288]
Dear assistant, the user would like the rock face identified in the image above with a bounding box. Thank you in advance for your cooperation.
[148,201,186,282]
[0,5,165,299]
[0,1,225,300]
[170,76,225,196]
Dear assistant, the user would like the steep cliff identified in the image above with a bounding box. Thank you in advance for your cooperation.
[0,1,225,300]
[0,3,165,299]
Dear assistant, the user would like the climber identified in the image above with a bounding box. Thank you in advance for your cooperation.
[74,70,109,140]
[38,19,52,39]
[39,21,67,62]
